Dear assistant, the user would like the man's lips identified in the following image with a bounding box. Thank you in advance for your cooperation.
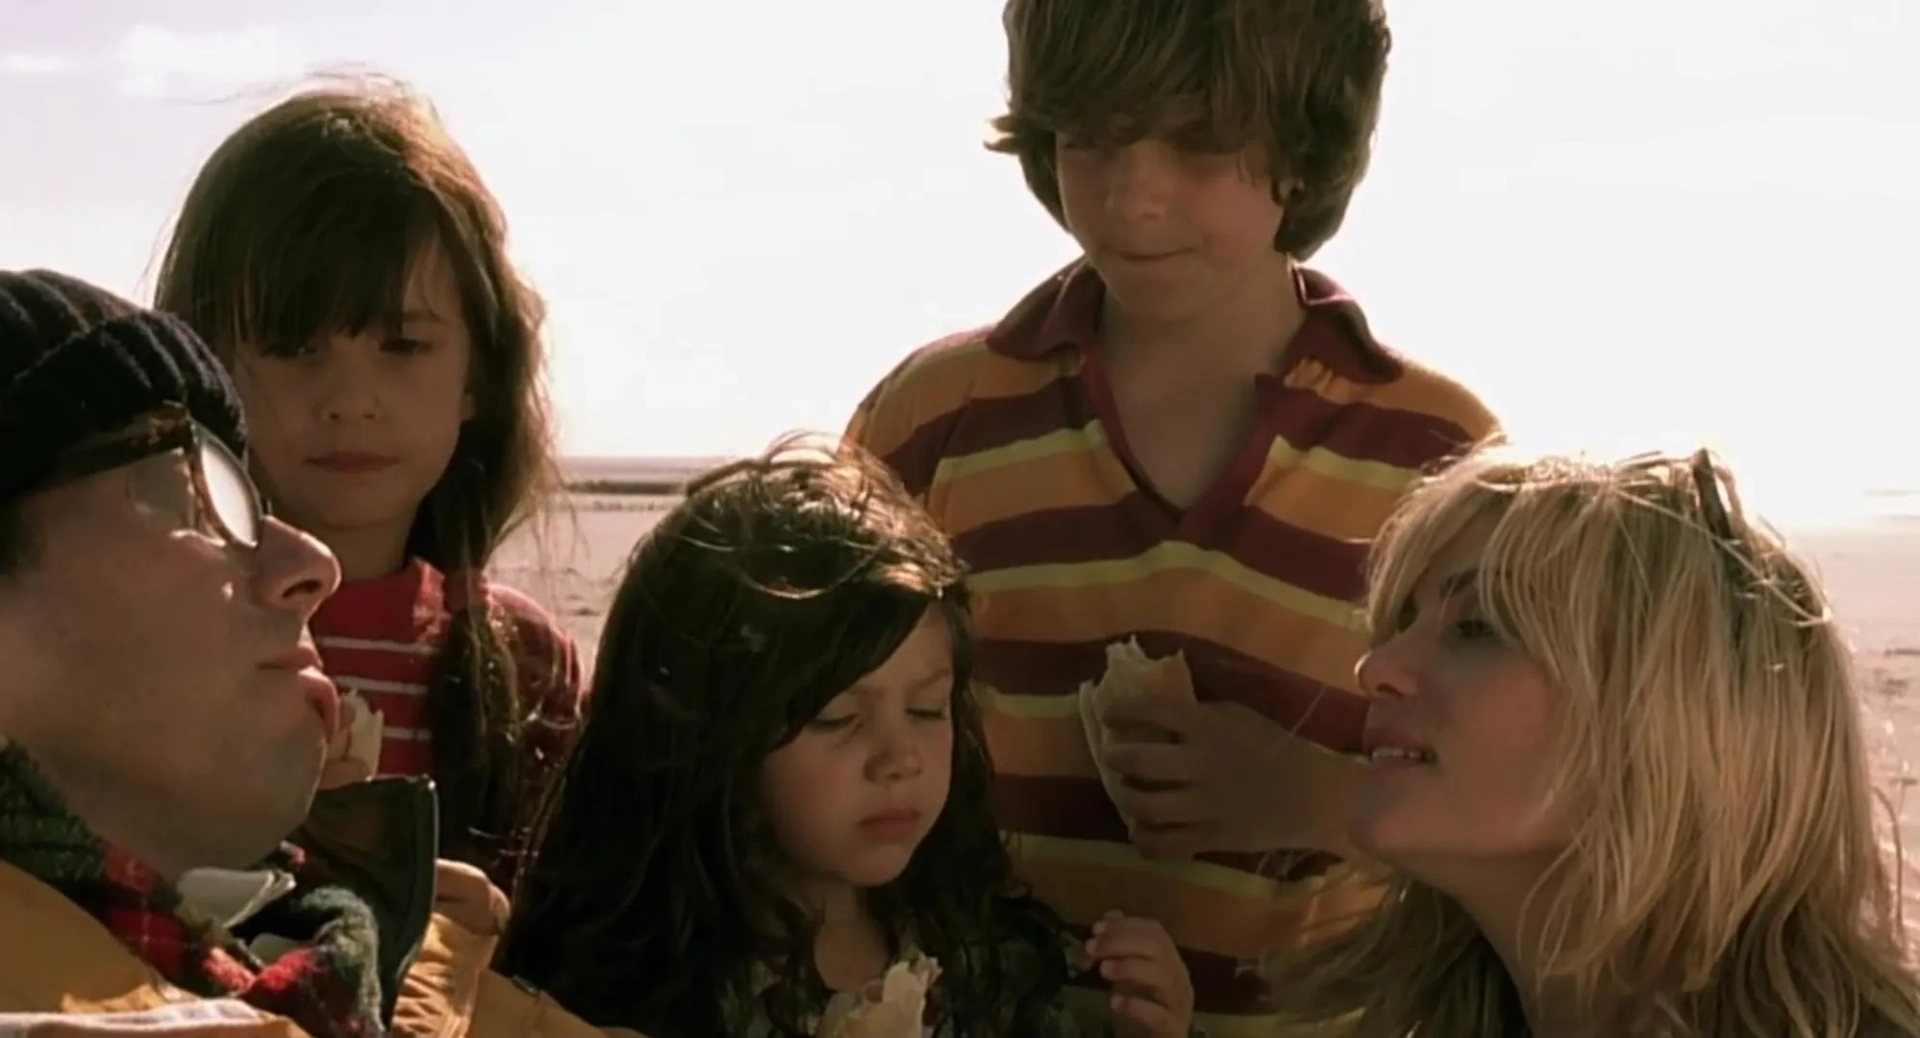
[306,453,398,473]
[265,645,339,735]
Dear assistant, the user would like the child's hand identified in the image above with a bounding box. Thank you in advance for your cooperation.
[1085,911,1193,1038]
[318,725,372,789]
[433,859,509,936]
[1101,694,1358,858]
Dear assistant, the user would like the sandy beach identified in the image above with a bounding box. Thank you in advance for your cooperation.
[499,493,1920,861]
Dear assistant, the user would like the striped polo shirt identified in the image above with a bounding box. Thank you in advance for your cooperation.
[309,558,585,884]
[846,261,1498,1036]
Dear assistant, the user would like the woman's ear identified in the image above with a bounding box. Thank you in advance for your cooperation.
[461,390,476,422]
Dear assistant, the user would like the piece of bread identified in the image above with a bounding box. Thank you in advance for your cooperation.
[816,952,940,1038]
[337,691,384,777]
[1077,638,1197,825]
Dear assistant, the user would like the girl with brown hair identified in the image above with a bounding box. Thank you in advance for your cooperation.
[153,76,583,891]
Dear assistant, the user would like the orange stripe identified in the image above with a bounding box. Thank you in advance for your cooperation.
[1246,462,1408,543]
[855,339,1071,462]
[1287,355,1497,433]
[972,349,1074,400]
[851,338,986,461]
[1014,839,1384,960]
[973,566,1367,694]
[934,438,1126,536]
[985,706,1097,778]
[985,704,1356,782]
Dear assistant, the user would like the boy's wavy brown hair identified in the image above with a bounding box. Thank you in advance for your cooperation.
[987,0,1391,260]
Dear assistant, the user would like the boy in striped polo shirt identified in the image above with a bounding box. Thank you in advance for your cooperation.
[846,1,1498,1034]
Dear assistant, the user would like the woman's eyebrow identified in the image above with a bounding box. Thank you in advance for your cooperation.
[1439,567,1479,599]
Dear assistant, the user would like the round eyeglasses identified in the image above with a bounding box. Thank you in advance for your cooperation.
[35,404,265,550]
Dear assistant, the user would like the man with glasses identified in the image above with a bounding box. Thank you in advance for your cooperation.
[0,268,419,1037]
[0,271,625,1038]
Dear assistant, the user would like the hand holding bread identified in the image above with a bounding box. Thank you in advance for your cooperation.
[1081,637,1363,859]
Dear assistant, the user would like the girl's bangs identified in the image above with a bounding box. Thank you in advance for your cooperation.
[221,178,446,356]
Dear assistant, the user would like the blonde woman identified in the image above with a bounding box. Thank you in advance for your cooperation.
[1269,446,1920,1037]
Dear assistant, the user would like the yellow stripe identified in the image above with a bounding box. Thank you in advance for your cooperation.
[1286,353,1492,427]
[986,689,1079,719]
[930,421,1107,488]
[969,540,1360,632]
[1011,832,1354,903]
[850,337,991,460]
[1244,464,1405,545]
[985,701,1356,780]
[1263,437,1425,494]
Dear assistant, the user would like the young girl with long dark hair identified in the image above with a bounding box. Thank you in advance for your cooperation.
[500,438,1197,1037]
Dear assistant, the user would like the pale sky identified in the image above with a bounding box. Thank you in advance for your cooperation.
[2,0,1916,527]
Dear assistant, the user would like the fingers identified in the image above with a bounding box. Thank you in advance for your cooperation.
[1112,781,1216,859]
[1100,692,1198,740]
[1104,742,1200,786]
[316,758,372,790]
[1111,783,1209,830]
[1087,913,1172,958]
[432,860,509,935]
[1088,914,1192,1038]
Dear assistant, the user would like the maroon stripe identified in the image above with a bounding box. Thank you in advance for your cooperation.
[877,402,967,499]
[1264,382,1481,473]
[858,332,995,495]
[1060,921,1276,1016]
[978,635,1369,753]
[1218,506,1369,603]
[941,367,1088,458]
[994,772,1340,882]
[949,494,1164,570]
[953,499,1368,605]
[866,350,1085,493]
[878,345,1477,503]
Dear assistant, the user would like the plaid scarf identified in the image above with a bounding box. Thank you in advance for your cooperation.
[0,745,384,1038]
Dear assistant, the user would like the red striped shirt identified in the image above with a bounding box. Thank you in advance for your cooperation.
[309,559,584,872]
[847,261,1499,1036]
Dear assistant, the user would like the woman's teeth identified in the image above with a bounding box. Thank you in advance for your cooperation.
[1367,746,1434,764]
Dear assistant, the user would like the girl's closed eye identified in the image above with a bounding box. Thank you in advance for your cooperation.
[809,710,859,733]
[383,336,434,355]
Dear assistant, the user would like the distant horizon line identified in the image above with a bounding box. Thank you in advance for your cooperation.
[558,455,1920,503]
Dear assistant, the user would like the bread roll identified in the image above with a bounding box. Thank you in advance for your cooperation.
[816,952,940,1038]
[336,690,384,776]
[1077,638,1197,824]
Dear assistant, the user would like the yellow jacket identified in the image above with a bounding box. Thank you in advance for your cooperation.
[0,860,641,1038]
[392,907,646,1038]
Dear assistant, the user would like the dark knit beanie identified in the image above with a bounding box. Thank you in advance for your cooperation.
[0,269,246,505]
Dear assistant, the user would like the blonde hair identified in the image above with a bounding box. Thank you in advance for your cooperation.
[1270,445,1920,1036]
